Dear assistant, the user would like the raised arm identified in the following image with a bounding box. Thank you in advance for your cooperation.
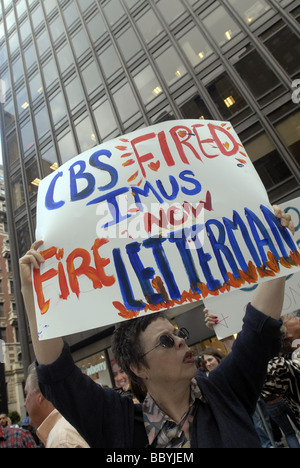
[19,240,64,364]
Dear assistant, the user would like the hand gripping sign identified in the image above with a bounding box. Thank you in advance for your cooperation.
[33,120,300,340]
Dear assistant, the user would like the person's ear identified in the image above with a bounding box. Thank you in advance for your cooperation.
[130,363,149,381]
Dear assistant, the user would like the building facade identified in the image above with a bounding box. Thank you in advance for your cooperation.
[0,0,300,385]
[0,166,25,419]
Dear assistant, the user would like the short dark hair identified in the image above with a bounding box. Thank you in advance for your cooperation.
[111,312,167,387]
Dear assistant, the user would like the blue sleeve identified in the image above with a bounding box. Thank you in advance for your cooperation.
[36,341,135,448]
[209,303,282,414]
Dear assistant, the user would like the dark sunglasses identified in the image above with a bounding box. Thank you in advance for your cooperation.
[141,328,190,358]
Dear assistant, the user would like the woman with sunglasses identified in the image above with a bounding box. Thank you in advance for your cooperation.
[19,207,295,448]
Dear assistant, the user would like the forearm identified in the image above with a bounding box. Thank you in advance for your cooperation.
[22,284,63,365]
[250,276,285,320]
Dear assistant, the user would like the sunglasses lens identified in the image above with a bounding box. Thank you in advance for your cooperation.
[159,334,175,348]
[177,328,189,340]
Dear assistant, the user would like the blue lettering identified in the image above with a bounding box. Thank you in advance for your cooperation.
[245,208,280,263]
[89,149,118,192]
[69,160,95,202]
[143,237,181,301]
[206,219,240,283]
[45,171,65,210]
[112,249,145,311]
[126,242,163,304]
[156,176,179,201]
[179,170,202,196]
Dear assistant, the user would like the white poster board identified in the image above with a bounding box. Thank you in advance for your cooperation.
[34,120,300,339]
[204,198,300,339]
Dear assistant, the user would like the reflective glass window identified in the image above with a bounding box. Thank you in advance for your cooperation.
[157,0,185,24]
[103,0,125,25]
[178,26,213,67]
[112,83,139,122]
[275,110,300,168]
[36,29,51,57]
[16,86,30,115]
[155,46,187,86]
[207,72,252,121]
[58,130,78,163]
[228,0,271,24]
[117,28,141,62]
[19,18,31,43]
[28,73,44,102]
[93,99,117,140]
[57,42,74,74]
[42,57,59,89]
[41,143,59,177]
[20,118,35,153]
[136,9,163,43]
[11,172,25,211]
[75,114,97,152]
[26,159,40,198]
[71,29,91,60]
[34,105,51,141]
[233,47,282,102]
[49,15,65,43]
[81,61,103,97]
[24,43,37,70]
[65,76,85,111]
[133,65,163,105]
[98,44,122,79]
[7,130,20,166]
[202,6,242,47]
[86,13,106,42]
[263,26,300,77]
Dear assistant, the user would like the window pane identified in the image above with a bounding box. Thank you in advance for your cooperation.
[233,47,281,101]
[81,61,103,97]
[29,73,44,102]
[42,57,59,88]
[58,131,78,163]
[180,94,213,120]
[57,42,74,74]
[103,0,125,25]
[93,99,117,140]
[41,143,59,177]
[65,76,85,111]
[20,119,35,153]
[228,0,270,24]
[275,111,300,168]
[133,65,162,105]
[157,0,185,24]
[16,86,29,115]
[98,44,122,78]
[178,26,213,67]
[206,72,249,119]
[50,90,68,126]
[263,26,300,76]
[75,114,97,152]
[11,172,25,211]
[7,130,20,166]
[112,83,139,122]
[71,29,91,60]
[26,159,40,197]
[86,13,106,42]
[34,106,51,141]
[202,5,242,46]
[117,28,141,62]
[136,9,163,43]
[155,46,187,86]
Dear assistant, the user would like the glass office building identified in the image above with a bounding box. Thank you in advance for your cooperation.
[0,0,300,371]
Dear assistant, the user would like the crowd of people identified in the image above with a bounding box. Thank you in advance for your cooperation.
[1,205,299,448]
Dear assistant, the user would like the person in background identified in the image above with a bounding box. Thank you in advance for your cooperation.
[0,423,37,448]
[24,362,90,448]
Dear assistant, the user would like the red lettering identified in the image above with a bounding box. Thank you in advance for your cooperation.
[208,123,240,156]
[33,239,115,313]
[91,238,115,287]
[33,247,58,315]
[158,131,175,167]
[170,126,203,164]
[131,132,156,177]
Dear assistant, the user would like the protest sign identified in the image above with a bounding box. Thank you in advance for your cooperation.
[205,197,300,339]
[33,120,300,340]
